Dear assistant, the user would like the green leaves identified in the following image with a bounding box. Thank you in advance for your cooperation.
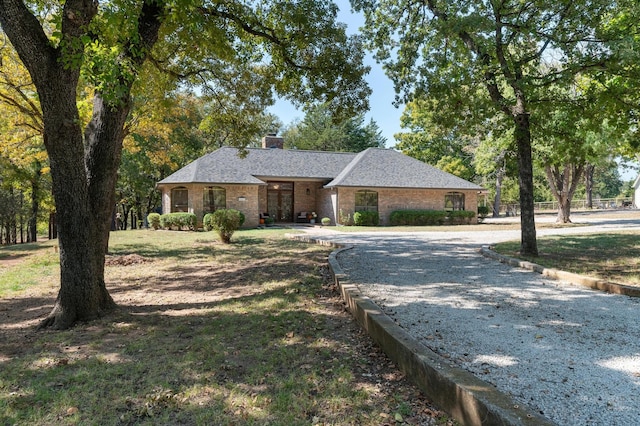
[153,1,370,120]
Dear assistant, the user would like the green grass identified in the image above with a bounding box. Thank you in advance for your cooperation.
[492,231,640,285]
[1,228,450,425]
[0,240,59,297]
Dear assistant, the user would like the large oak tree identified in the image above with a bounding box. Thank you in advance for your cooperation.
[352,0,635,255]
[0,0,369,329]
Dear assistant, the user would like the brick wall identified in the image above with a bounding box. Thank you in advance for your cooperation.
[258,185,267,217]
[225,185,260,227]
[336,187,479,225]
[159,183,261,227]
[293,181,319,216]
[159,183,479,228]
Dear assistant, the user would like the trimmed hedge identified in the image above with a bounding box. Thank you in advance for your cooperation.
[448,210,476,224]
[159,213,197,230]
[390,210,446,226]
[353,210,379,226]
[390,209,475,226]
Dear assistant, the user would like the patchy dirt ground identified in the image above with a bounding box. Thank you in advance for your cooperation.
[105,253,152,267]
[1,245,456,425]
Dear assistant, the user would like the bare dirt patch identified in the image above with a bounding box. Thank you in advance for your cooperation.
[1,232,455,425]
[104,253,153,267]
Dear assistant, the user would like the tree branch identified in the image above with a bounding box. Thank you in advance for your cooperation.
[0,0,57,85]
[425,0,512,115]
[199,5,313,72]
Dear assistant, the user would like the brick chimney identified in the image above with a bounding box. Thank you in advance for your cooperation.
[261,133,284,149]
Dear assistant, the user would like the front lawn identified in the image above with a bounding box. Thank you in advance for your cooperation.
[0,229,452,425]
[492,231,640,286]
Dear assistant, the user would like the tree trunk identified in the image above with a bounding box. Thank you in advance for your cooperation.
[37,89,118,329]
[28,170,40,243]
[135,197,144,229]
[492,160,505,217]
[1,0,164,328]
[121,203,131,230]
[585,163,595,209]
[513,112,538,255]
[8,186,17,245]
[48,212,57,240]
[1,0,109,329]
[18,189,23,244]
[544,163,584,224]
[557,197,572,223]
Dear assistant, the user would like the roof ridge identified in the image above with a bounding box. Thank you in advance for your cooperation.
[326,149,370,187]
[221,146,362,156]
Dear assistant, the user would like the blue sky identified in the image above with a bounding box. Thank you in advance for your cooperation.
[267,1,403,148]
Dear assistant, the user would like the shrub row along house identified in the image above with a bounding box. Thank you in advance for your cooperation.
[156,135,484,228]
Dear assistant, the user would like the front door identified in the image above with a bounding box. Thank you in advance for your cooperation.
[267,182,293,222]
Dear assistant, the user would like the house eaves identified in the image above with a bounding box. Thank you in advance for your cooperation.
[157,146,357,186]
[325,148,484,190]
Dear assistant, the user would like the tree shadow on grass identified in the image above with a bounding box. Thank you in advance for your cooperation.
[0,268,434,425]
[108,235,322,264]
[1,233,451,425]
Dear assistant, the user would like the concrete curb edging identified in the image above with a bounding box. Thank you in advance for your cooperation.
[479,247,640,298]
[289,234,554,426]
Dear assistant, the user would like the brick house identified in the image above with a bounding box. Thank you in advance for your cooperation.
[156,135,484,227]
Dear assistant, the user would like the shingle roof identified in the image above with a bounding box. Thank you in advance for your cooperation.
[157,147,357,185]
[157,146,483,191]
[325,148,483,190]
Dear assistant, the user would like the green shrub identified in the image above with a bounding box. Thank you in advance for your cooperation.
[353,210,379,226]
[203,213,215,231]
[321,217,331,226]
[477,205,490,223]
[447,210,476,224]
[210,209,243,243]
[159,213,197,230]
[205,211,245,231]
[390,210,446,226]
[389,209,475,226]
[147,213,161,230]
[339,209,353,226]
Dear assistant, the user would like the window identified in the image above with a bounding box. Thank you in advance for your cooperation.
[171,187,189,212]
[355,190,378,212]
[203,186,226,213]
[444,192,465,211]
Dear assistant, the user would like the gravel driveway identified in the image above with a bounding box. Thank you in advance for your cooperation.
[303,212,640,426]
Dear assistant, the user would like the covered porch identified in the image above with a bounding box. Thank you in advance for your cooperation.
[258,180,333,224]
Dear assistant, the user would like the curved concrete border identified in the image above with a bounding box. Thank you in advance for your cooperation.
[288,234,554,426]
[480,247,640,298]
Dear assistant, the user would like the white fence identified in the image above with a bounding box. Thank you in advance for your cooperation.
[494,198,635,216]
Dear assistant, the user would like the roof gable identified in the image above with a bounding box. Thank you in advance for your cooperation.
[325,148,483,190]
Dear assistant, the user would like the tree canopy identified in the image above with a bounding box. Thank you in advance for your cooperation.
[0,0,370,329]
[352,0,640,255]
[281,103,385,152]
